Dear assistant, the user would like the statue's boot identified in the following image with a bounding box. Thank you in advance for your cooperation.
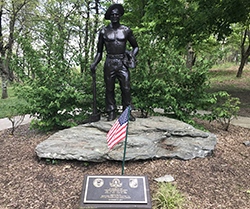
[107,111,116,121]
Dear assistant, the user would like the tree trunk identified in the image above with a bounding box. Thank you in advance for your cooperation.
[6,11,15,82]
[1,58,8,99]
[237,55,248,77]
[0,54,8,99]
[0,5,7,99]
[90,0,99,61]
[84,0,90,72]
[236,28,250,78]
[186,42,194,69]
[78,28,84,74]
[1,73,8,99]
[185,3,194,70]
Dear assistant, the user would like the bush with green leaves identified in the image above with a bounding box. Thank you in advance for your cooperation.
[153,182,185,209]
[131,29,222,124]
[200,92,240,131]
[12,24,105,131]
[6,103,27,135]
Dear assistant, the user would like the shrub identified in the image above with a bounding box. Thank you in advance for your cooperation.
[12,28,105,131]
[6,104,27,135]
[200,92,240,131]
[131,30,221,124]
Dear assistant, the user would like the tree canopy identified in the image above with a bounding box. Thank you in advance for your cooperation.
[0,0,246,130]
[145,0,250,47]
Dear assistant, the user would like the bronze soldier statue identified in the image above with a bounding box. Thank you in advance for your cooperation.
[90,4,139,121]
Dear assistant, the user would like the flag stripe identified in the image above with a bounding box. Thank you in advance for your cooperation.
[107,123,119,137]
[108,130,126,146]
[108,133,126,148]
[108,123,125,139]
[107,121,119,136]
[108,127,126,145]
[107,122,119,142]
[107,106,130,150]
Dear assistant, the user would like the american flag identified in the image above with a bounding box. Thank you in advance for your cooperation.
[107,106,130,150]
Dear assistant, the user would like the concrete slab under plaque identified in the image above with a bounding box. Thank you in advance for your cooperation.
[79,175,152,209]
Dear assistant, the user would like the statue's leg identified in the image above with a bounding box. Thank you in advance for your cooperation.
[117,64,135,121]
[117,65,131,108]
[104,58,117,120]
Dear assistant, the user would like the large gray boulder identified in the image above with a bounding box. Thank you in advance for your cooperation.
[35,116,217,162]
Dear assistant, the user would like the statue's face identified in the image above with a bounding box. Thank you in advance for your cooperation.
[110,8,120,23]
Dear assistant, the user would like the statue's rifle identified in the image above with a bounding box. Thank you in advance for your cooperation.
[90,66,101,122]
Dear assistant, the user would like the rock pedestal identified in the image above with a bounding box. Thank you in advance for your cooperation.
[35,116,217,162]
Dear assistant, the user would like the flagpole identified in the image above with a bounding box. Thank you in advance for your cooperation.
[122,106,131,175]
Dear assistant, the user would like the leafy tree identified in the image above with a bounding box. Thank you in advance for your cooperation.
[72,0,103,74]
[0,0,38,99]
[10,0,108,130]
[123,0,148,29]
[144,0,250,74]
[145,0,250,47]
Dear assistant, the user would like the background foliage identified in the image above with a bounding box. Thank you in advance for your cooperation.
[0,0,247,130]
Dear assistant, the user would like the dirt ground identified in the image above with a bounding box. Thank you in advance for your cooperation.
[1,75,250,208]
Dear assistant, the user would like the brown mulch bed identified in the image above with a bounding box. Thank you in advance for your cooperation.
[0,118,250,209]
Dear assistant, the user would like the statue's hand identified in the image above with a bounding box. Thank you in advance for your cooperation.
[90,64,97,74]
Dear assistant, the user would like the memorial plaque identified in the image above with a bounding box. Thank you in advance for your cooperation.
[79,175,152,209]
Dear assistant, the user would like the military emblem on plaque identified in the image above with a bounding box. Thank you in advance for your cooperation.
[110,178,123,188]
[93,178,104,188]
[129,178,138,188]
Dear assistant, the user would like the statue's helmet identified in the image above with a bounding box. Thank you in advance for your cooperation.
[105,4,124,20]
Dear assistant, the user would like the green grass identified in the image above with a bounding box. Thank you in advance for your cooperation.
[0,87,28,119]
[208,63,250,90]
[211,62,235,70]
[153,182,186,209]
[207,62,250,116]
[209,69,238,79]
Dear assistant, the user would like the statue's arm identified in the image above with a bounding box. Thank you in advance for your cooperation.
[90,30,104,73]
[127,29,139,57]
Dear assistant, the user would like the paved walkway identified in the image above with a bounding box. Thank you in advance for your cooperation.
[0,115,34,132]
[1,113,250,132]
[230,116,250,129]
[195,110,250,129]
